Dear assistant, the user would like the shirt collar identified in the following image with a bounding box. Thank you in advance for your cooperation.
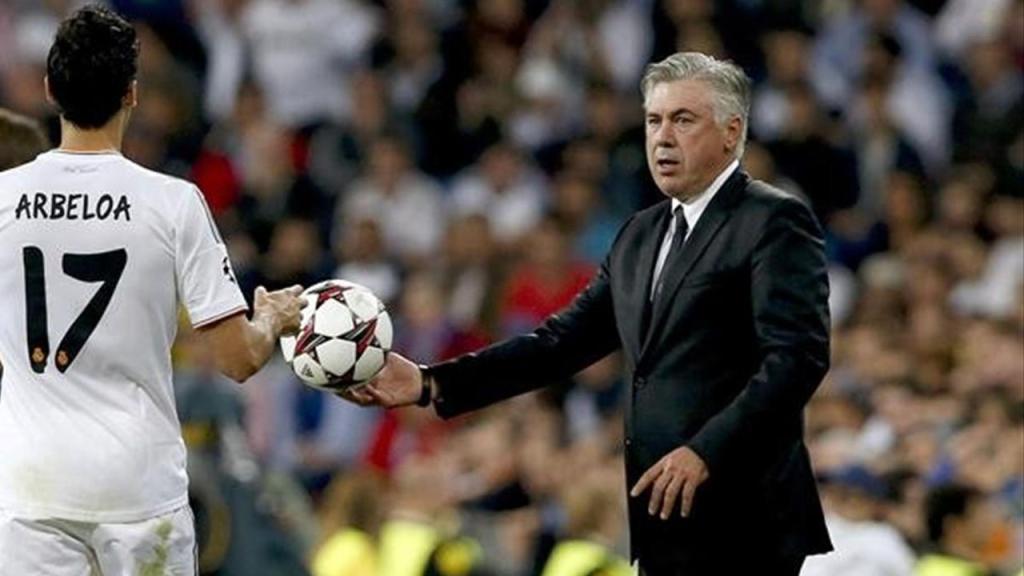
[671,159,740,231]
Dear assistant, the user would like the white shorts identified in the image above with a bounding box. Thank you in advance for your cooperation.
[0,505,196,576]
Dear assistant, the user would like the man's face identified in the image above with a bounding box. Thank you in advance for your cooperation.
[644,79,738,200]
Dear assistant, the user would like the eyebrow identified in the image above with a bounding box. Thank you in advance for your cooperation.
[646,107,700,118]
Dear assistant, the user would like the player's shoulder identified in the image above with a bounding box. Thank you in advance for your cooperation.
[117,158,200,198]
[116,158,211,221]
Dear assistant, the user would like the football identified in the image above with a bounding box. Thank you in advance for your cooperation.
[279,279,393,391]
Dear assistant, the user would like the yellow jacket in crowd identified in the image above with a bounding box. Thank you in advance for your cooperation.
[541,539,633,576]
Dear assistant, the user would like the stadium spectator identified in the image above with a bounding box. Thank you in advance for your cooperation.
[917,484,996,575]
[0,107,49,390]
[241,0,380,127]
[763,80,859,221]
[449,140,550,246]
[752,19,814,142]
[802,466,917,576]
[550,172,622,265]
[0,106,48,170]
[498,216,595,336]
[312,472,383,576]
[951,37,1024,166]
[811,0,938,111]
[332,217,402,305]
[438,213,506,334]
[337,132,446,264]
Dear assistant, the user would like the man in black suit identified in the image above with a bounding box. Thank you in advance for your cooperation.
[343,52,833,574]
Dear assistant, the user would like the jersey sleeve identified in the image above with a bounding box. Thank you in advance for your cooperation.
[174,186,248,328]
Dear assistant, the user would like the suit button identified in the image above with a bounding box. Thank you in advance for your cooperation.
[634,377,646,389]
[625,438,633,447]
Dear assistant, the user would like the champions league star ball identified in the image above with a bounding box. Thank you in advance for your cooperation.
[280,279,393,391]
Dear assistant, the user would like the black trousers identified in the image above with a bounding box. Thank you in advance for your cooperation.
[638,555,804,576]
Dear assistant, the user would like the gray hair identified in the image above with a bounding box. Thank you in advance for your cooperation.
[641,52,752,158]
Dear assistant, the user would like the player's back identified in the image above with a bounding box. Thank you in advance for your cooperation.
[0,150,243,522]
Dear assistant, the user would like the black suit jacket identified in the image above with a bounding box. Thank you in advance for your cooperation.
[428,170,833,568]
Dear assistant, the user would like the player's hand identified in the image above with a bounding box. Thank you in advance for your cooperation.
[630,445,709,520]
[337,352,423,408]
[254,284,303,336]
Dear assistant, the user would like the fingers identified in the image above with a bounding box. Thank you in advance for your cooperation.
[647,466,671,516]
[659,472,685,520]
[632,452,705,521]
[280,319,301,335]
[338,385,376,406]
[280,301,302,335]
[338,381,389,408]
[258,285,304,301]
[630,463,661,499]
[680,475,698,517]
[364,384,391,406]
[336,388,358,405]
[365,383,411,409]
[255,285,303,335]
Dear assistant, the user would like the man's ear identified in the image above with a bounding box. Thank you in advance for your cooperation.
[44,75,55,105]
[723,115,742,154]
[123,80,138,109]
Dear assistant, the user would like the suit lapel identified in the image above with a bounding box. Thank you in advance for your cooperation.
[639,170,749,360]
[635,205,671,348]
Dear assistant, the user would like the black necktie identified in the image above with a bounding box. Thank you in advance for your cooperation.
[652,206,688,302]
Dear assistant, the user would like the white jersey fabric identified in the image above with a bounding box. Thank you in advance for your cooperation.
[0,150,247,522]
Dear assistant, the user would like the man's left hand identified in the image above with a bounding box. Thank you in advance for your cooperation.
[630,446,709,519]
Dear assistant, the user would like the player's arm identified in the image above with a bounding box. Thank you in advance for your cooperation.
[198,285,303,383]
[174,183,301,382]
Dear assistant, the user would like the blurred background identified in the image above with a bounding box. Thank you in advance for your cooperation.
[1,0,1022,574]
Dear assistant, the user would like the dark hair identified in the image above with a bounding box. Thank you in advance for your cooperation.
[869,30,903,60]
[925,484,979,545]
[46,5,139,128]
[0,108,49,170]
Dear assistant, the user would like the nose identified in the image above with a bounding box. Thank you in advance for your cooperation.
[653,119,675,147]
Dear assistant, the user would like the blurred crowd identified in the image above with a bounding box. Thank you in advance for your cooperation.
[2,0,1022,574]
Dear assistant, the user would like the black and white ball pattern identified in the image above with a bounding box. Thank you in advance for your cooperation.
[280,279,392,391]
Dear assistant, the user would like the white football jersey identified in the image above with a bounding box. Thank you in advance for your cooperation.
[0,150,247,522]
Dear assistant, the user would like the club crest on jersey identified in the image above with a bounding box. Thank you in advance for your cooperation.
[15,192,131,221]
[221,256,237,284]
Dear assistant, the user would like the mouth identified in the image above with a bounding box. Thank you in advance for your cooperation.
[655,158,679,173]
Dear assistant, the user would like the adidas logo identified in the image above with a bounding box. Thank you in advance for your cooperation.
[301,365,314,377]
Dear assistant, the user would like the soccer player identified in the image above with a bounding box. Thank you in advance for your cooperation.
[0,6,302,574]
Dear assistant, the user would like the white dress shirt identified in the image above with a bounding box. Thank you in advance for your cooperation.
[650,159,739,299]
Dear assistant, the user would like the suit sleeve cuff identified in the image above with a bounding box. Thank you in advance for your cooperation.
[687,434,722,477]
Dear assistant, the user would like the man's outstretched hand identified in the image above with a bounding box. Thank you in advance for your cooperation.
[337,352,424,408]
